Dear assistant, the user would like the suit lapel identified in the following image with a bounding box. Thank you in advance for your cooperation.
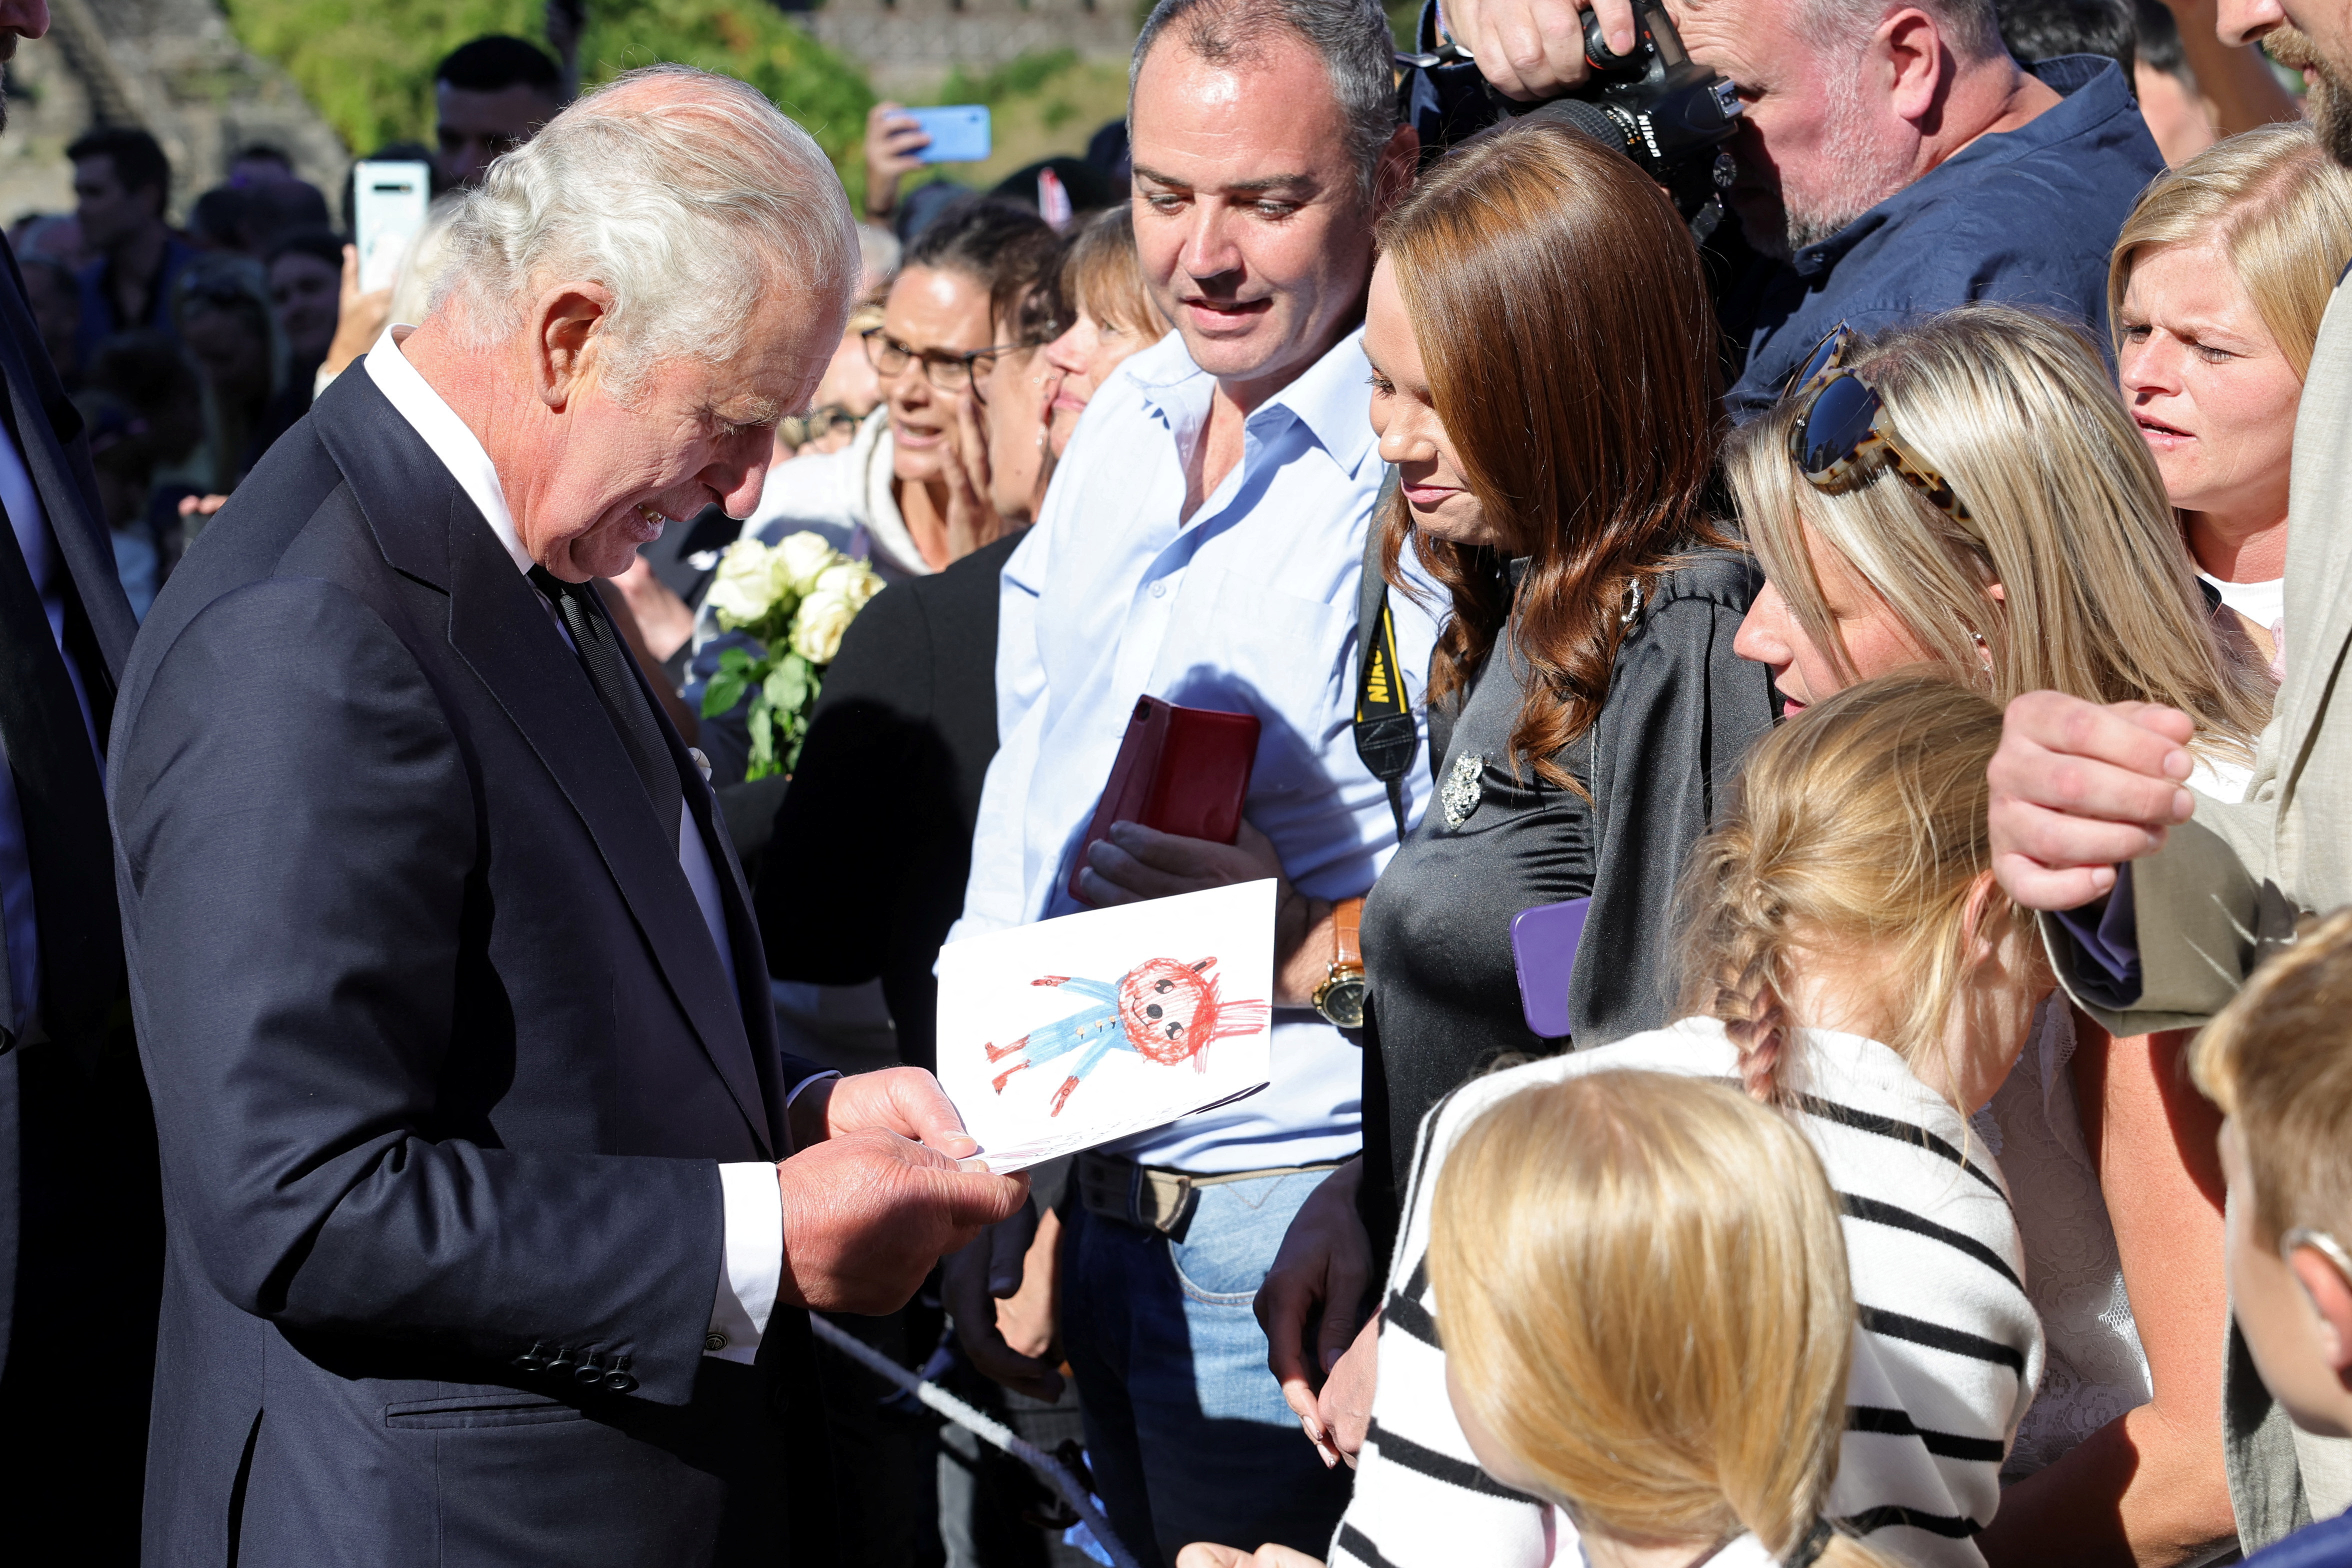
[314,372,778,1159]
[678,744,791,1154]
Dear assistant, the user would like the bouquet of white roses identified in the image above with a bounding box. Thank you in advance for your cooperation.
[700,531,886,778]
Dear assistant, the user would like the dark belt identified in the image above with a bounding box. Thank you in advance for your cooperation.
[1075,1150,1344,1241]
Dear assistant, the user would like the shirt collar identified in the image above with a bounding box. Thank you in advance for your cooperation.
[366,325,532,575]
[1128,324,1378,472]
[1790,55,2131,276]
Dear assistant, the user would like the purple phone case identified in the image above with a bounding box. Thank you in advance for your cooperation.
[1510,897,1592,1040]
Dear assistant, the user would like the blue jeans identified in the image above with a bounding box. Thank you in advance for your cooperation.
[1060,1170,1354,1568]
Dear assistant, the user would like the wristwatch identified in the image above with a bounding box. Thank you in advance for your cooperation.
[1312,898,1368,1029]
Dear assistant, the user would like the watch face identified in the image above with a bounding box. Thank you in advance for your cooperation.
[1315,974,1368,1030]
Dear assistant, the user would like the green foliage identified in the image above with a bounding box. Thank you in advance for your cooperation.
[576,0,874,167]
[704,646,818,780]
[223,0,875,171]
[934,47,1082,108]
[224,0,541,154]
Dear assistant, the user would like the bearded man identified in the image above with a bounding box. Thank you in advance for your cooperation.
[1439,0,2165,414]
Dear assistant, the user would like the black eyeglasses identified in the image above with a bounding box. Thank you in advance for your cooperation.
[1782,324,1974,533]
[864,328,1022,396]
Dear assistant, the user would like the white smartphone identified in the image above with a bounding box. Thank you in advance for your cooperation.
[352,160,431,294]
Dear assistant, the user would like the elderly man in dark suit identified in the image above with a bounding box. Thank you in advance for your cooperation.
[108,66,1027,1567]
[0,4,162,1562]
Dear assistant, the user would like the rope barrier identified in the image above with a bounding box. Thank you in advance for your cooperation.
[806,1312,1145,1568]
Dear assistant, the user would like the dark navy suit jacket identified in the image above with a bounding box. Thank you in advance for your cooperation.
[108,364,828,1566]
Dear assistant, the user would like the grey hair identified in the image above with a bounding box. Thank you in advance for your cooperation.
[1131,0,1399,200]
[1798,0,2006,60]
[434,64,859,402]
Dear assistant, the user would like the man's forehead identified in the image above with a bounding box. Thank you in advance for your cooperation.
[1128,34,1352,184]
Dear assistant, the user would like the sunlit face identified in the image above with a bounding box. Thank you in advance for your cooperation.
[811,324,884,420]
[980,341,1060,524]
[2220,1118,2352,1437]
[1042,307,1152,456]
[1364,257,1494,548]
[1733,524,1938,713]
[524,288,837,580]
[2119,238,2302,528]
[879,264,995,486]
[1128,34,1380,396]
[1668,0,1916,258]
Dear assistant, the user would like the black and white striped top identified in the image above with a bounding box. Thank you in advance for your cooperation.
[1330,1017,2044,1568]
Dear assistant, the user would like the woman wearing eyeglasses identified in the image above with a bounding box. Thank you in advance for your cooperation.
[1726,302,2268,1564]
[735,196,1058,584]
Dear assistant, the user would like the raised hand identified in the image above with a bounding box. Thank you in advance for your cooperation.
[1987,692,2198,911]
[775,1127,1028,1315]
[1440,0,1640,102]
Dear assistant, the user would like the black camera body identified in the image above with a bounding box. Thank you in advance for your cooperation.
[1398,0,1744,229]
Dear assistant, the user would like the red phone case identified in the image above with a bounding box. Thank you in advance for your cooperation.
[1066,697,1262,902]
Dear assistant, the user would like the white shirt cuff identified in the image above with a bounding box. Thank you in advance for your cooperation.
[707,1161,783,1366]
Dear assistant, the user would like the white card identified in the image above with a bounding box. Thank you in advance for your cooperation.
[936,880,1278,1172]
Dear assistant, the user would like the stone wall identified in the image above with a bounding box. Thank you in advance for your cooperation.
[804,0,1138,90]
[0,0,348,228]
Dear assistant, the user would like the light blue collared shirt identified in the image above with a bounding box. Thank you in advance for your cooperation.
[948,326,1438,1174]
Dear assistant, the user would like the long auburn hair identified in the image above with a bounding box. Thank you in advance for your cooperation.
[1378,120,1726,790]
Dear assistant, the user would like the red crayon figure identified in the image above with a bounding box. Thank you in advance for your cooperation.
[984,957,1268,1115]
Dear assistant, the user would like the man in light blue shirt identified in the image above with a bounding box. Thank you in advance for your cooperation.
[944,2,1432,1562]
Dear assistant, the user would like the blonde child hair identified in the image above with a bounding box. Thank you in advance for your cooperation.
[1676,673,2030,1100]
[2192,907,2352,1248]
[1725,305,2270,762]
[1428,1070,1894,1568]
[2110,122,2352,382]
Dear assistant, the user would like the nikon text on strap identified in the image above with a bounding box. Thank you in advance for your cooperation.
[1353,469,1418,840]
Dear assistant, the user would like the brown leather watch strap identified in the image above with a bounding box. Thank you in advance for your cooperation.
[1331,897,1364,972]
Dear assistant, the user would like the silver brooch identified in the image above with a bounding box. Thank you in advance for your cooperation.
[1442,752,1484,829]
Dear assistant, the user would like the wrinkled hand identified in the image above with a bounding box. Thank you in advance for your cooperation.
[863,102,932,220]
[944,1202,1066,1400]
[322,244,394,380]
[1441,0,1639,100]
[776,1128,1028,1314]
[938,391,1006,560]
[1176,1544,1326,1568]
[793,1064,982,1162]
[1316,1316,1380,1470]
[1257,1160,1372,1456]
[1987,692,2198,912]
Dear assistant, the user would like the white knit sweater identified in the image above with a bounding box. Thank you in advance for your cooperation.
[1330,1017,2044,1568]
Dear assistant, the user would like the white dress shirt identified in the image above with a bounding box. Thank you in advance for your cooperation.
[366,328,793,1364]
[948,326,1437,1174]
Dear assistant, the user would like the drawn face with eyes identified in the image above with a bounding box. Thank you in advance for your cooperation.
[1116,956,1224,1066]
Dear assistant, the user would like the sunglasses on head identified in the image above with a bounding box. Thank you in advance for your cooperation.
[1779,322,1976,532]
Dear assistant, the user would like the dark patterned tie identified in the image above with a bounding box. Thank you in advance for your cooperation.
[0,501,120,1046]
[529,566,684,843]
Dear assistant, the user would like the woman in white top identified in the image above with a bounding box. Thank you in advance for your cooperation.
[1188,675,2049,1568]
[2110,123,2352,678]
[1727,307,2270,1561]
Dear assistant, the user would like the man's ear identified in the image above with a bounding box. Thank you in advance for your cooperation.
[1372,122,1422,222]
[1879,8,1948,126]
[534,282,616,412]
[2288,1240,2352,1376]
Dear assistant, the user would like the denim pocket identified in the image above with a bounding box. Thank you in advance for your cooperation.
[382,1393,589,1430]
[1165,1171,1320,1306]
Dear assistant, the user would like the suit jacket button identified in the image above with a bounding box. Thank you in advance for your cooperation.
[603,1356,637,1394]
[514,1340,552,1372]
[704,1330,728,1353]
[574,1351,608,1385]
[545,1346,578,1374]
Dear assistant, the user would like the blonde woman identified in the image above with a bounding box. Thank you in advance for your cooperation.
[1430,1072,1898,1568]
[1187,676,2047,1568]
[1041,205,1160,458]
[1726,307,2256,1561]
[2112,123,2352,670]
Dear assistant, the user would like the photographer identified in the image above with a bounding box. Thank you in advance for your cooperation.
[1437,0,2164,414]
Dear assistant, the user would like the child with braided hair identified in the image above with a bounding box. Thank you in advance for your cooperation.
[1302,673,2050,1568]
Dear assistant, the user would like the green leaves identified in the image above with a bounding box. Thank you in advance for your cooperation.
[704,646,820,782]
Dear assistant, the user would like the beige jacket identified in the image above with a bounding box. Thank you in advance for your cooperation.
[2049,276,2352,1547]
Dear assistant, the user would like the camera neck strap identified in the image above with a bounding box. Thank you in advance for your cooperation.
[1354,468,1418,842]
